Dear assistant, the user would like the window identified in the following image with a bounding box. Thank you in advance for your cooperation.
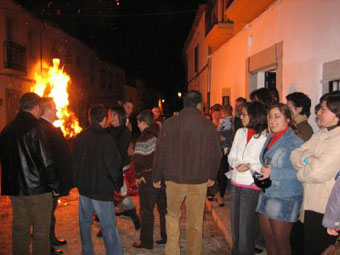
[205,0,218,34]
[329,80,340,93]
[108,72,113,91]
[100,69,106,90]
[3,41,26,72]
[194,45,199,72]
[27,30,36,58]
[116,75,124,94]
[265,71,276,89]
[222,96,230,106]
[6,18,14,41]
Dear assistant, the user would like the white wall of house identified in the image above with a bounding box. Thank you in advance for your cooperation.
[210,0,340,129]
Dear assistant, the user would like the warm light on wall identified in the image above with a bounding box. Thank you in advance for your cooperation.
[177,92,182,98]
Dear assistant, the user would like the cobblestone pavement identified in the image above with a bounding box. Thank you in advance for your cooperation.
[0,189,231,255]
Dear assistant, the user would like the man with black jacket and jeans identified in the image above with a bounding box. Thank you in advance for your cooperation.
[0,92,60,255]
[39,97,74,255]
[153,90,222,255]
[73,104,123,255]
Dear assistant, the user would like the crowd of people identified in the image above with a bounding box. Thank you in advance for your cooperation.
[1,88,340,255]
[205,88,340,255]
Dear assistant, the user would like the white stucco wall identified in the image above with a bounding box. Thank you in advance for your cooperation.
[210,0,340,126]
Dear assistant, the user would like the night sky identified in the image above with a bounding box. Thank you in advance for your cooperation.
[14,0,205,110]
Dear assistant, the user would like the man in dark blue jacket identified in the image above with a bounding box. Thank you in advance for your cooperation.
[73,104,123,255]
[1,92,60,255]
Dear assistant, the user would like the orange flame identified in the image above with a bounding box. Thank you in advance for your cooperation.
[31,58,82,139]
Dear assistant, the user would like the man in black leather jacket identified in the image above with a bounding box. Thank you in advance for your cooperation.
[0,92,60,255]
[73,104,123,254]
[39,97,73,255]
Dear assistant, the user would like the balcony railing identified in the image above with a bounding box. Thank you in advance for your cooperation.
[205,0,234,35]
[3,41,26,72]
[205,0,219,35]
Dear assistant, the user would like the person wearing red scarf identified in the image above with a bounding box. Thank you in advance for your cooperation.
[256,103,304,255]
[228,102,267,255]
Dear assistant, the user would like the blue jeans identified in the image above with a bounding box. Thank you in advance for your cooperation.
[79,195,123,255]
[230,185,260,255]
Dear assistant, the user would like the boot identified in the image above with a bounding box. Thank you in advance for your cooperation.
[128,208,140,230]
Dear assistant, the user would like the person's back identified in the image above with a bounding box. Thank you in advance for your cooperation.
[73,104,123,255]
[73,121,122,200]
[154,107,222,184]
[2,112,52,195]
[153,90,222,255]
[1,92,59,255]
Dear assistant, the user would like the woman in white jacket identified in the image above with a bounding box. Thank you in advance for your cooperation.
[228,101,268,255]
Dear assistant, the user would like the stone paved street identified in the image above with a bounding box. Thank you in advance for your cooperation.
[0,189,231,255]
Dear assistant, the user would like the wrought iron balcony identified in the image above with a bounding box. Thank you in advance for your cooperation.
[3,40,26,72]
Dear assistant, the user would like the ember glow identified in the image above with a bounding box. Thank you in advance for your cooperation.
[31,58,82,138]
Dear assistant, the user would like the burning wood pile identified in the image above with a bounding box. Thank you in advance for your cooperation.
[31,58,82,139]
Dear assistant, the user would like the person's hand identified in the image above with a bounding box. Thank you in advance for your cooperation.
[220,136,226,142]
[236,163,250,172]
[207,179,215,187]
[327,228,339,236]
[52,191,60,197]
[309,156,317,164]
[127,143,134,156]
[136,177,146,187]
[153,181,161,188]
[259,165,271,180]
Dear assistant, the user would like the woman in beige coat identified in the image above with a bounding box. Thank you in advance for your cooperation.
[290,94,340,255]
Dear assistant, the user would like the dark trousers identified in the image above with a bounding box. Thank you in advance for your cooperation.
[208,155,229,197]
[139,180,167,247]
[10,193,53,255]
[304,210,338,255]
[290,220,304,255]
[230,185,260,255]
[50,195,59,242]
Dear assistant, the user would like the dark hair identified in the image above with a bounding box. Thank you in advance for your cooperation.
[210,104,223,112]
[244,102,267,135]
[236,97,247,103]
[269,88,280,103]
[325,95,340,125]
[250,88,276,109]
[41,97,55,115]
[111,105,126,127]
[320,91,340,103]
[137,110,154,127]
[314,103,321,114]
[286,92,312,117]
[88,104,107,124]
[20,92,41,111]
[118,99,133,106]
[268,103,297,130]
[204,113,212,121]
[183,90,202,108]
[222,105,233,116]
